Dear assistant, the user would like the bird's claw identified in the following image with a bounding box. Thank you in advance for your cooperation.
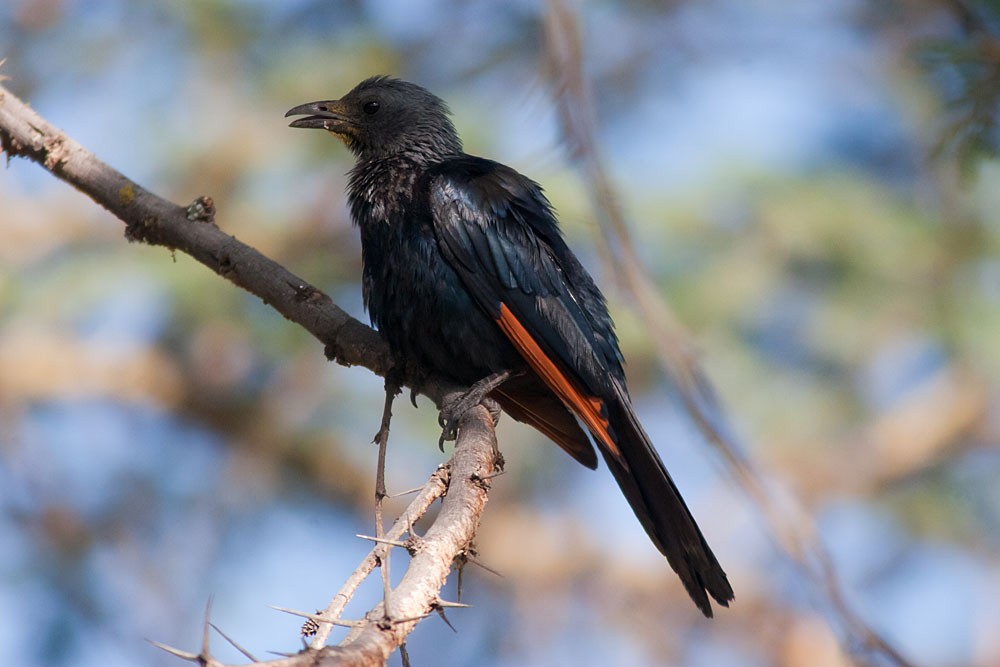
[438,413,460,451]
[437,391,483,451]
[437,371,512,450]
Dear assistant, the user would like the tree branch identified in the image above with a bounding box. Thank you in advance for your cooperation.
[0,79,495,665]
[151,405,498,667]
[0,80,464,406]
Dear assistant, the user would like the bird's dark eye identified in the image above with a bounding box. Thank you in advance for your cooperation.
[363,100,381,115]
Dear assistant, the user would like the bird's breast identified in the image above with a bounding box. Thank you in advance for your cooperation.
[351,189,522,385]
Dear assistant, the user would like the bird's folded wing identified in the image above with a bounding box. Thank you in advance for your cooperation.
[428,158,626,464]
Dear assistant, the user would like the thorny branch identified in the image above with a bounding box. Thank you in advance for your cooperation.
[151,405,498,667]
[0,79,499,665]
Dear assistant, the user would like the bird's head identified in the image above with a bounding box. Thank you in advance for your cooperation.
[286,76,463,163]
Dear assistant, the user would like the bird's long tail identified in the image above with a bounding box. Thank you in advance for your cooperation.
[491,303,731,614]
[601,393,734,617]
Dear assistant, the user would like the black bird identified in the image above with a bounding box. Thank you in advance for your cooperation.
[287,76,733,616]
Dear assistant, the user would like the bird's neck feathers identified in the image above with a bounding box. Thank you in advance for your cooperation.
[347,154,426,225]
[351,122,463,167]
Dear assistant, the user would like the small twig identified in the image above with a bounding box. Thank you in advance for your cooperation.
[272,605,363,628]
[356,534,410,549]
[308,464,451,647]
[391,485,424,498]
[454,545,503,603]
[148,599,228,666]
[333,406,499,660]
[209,623,258,663]
[434,606,458,633]
[373,374,401,620]
[147,640,200,662]
[201,597,213,658]
[434,598,471,609]
[464,552,503,578]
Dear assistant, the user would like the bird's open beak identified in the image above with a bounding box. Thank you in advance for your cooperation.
[285,100,354,134]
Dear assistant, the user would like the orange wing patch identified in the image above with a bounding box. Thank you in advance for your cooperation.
[495,303,620,458]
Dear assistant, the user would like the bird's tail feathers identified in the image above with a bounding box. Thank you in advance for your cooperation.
[600,392,734,617]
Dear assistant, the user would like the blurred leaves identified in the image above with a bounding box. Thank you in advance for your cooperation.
[919,0,1000,173]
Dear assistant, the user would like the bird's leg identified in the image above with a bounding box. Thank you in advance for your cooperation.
[438,370,513,450]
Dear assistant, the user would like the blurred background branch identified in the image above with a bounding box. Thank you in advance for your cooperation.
[923,0,1000,172]
[542,2,918,665]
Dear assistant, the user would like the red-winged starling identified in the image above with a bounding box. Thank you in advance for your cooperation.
[286,76,733,617]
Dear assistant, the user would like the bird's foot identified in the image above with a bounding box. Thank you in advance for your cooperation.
[438,370,512,450]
